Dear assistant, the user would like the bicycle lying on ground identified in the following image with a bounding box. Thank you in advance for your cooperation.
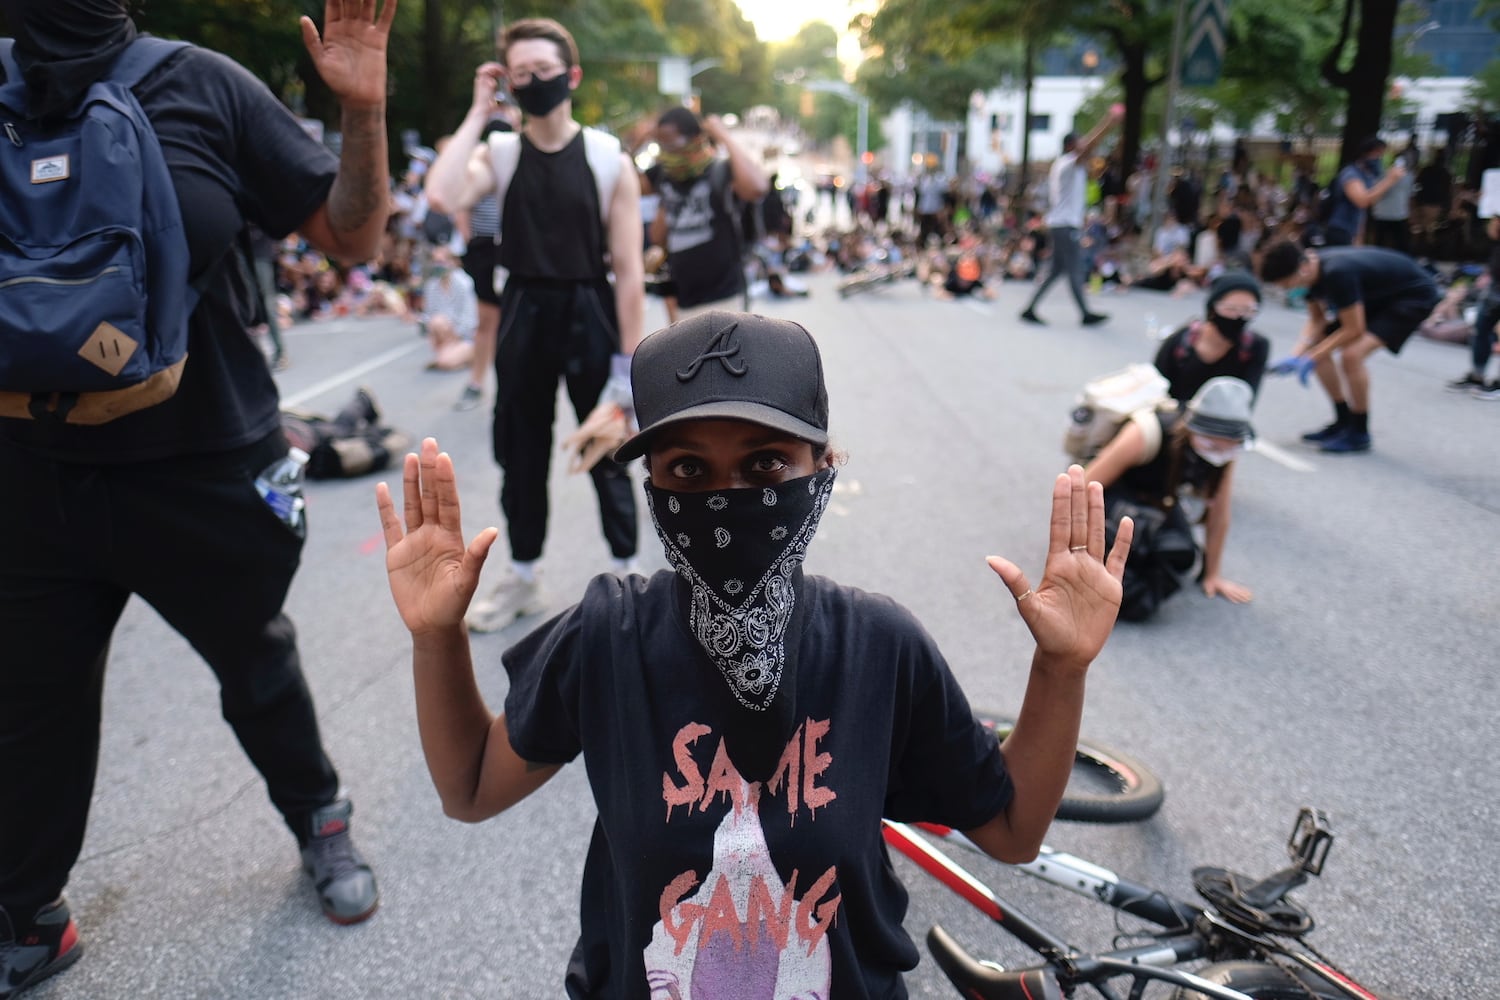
[888,716,1390,999]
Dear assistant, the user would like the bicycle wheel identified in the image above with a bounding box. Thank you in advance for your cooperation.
[973,710,1164,823]
[1168,960,1375,999]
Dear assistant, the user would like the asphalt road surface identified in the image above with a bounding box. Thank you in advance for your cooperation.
[32,269,1498,999]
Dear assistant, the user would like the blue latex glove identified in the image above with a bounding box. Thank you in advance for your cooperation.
[1269,354,1316,386]
[600,352,634,421]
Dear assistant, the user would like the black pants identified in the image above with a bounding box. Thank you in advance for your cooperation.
[0,432,340,918]
[493,280,637,563]
[1027,226,1090,317]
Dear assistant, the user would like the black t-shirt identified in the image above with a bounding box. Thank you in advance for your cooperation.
[503,571,1014,999]
[1312,247,1438,314]
[645,160,745,308]
[0,45,338,462]
[1153,320,1269,403]
[499,131,606,282]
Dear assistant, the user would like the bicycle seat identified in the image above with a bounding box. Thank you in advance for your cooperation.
[926,925,1063,1000]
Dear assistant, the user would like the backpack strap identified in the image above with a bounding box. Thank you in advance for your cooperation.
[486,130,522,228]
[708,158,750,309]
[489,126,621,237]
[0,39,18,83]
[105,36,192,89]
[581,126,621,226]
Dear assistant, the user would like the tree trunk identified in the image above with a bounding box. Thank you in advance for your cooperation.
[423,0,449,144]
[1118,41,1150,182]
[1323,0,1399,165]
[1017,35,1034,199]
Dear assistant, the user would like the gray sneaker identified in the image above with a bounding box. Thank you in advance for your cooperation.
[466,572,546,633]
[1472,380,1500,401]
[453,384,483,411]
[300,799,378,926]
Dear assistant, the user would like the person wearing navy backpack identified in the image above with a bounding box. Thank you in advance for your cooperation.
[0,1,396,995]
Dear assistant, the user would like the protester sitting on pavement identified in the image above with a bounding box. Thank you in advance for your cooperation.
[1258,241,1441,453]
[1445,216,1500,399]
[1153,271,1270,402]
[1085,377,1257,618]
[376,310,1133,996]
[0,0,395,993]
[420,246,479,371]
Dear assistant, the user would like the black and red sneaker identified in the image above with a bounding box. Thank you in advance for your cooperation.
[1,899,82,999]
[300,799,379,926]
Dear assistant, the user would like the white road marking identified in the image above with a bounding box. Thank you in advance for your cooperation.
[1247,439,1317,472]
[279,342,424,408]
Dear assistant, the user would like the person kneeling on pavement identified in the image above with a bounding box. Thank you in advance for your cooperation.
[1084,377,1256,621]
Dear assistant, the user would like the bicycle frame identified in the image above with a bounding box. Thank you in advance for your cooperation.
[881,820,1383,1000]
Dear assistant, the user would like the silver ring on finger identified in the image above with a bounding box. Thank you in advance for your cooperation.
[1017,588,1035,602]
[1069,545,1088,553]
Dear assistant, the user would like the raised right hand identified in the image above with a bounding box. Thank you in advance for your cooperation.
[375,438,498,635]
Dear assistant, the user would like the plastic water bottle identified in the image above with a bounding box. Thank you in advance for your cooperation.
[254,447,309,537]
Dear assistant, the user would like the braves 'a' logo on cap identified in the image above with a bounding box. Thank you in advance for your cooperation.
[676,318,748,381]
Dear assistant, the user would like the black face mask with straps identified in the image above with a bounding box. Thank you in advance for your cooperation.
[509,72,571,118]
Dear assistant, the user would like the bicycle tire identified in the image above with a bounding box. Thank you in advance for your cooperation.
[973,710,1164,823]
[1168,960,1378,999]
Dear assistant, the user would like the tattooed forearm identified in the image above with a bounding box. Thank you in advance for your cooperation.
[326,105,389,238]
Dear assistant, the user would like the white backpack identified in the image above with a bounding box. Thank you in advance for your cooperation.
[1063,364,1174,463]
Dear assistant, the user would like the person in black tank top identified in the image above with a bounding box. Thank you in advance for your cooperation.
[423,18,645,631]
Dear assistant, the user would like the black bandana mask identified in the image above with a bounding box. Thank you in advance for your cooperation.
[1209,310,1250,341]
[647,467,836,714]
[509,72,571,118]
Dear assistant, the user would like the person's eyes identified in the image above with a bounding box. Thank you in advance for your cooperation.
[748,452,791,476]
[665,457,703,480]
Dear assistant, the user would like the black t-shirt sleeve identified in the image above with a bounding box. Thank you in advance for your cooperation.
[502,601,589,765]
[1154,328,1187,390]
[880,609,1013,829]
[1317,265,1362,312]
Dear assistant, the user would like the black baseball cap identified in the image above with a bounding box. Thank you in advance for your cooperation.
[612,311,830,462]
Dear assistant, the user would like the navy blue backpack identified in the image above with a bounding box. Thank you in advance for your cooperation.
[0,36,195,425]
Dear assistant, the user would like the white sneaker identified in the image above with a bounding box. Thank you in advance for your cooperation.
[465,572,546,633]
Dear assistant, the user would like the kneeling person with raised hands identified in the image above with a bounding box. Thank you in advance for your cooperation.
[376,311,1132,996]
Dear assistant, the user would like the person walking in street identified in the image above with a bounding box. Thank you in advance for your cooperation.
[375,309,1133,996]
[424,18,644,632]
[641,107,768,321]
[1323,136,1407,247]
[0,1,394,995]
[1258,240,1440,453]
[1020,104,1123,327]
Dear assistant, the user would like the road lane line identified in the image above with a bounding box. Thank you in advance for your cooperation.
[280,341,424,408]
[1248,439,1316,472]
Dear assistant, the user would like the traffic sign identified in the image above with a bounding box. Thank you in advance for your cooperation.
[1181,0,1229,87]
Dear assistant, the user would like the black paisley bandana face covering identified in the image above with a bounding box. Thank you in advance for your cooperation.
[646,467,836,711]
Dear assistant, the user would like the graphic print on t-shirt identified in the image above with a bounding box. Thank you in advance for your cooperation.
[665,175,717,255]
[644,718,841,999]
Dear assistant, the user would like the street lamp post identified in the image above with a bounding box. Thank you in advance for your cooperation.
[802,79,870,184]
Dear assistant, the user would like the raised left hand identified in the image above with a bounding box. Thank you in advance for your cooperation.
[986,466,1132,668]
[300,0,399,110]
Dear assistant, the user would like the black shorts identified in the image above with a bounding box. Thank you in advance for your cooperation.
[1325,294,1438,355]
[462,237,504,306]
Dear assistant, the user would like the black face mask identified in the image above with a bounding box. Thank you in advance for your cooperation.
[509,72,571,118]
[646,467,836,780]
[1209,310,1250,341]
[0,0,136,119]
